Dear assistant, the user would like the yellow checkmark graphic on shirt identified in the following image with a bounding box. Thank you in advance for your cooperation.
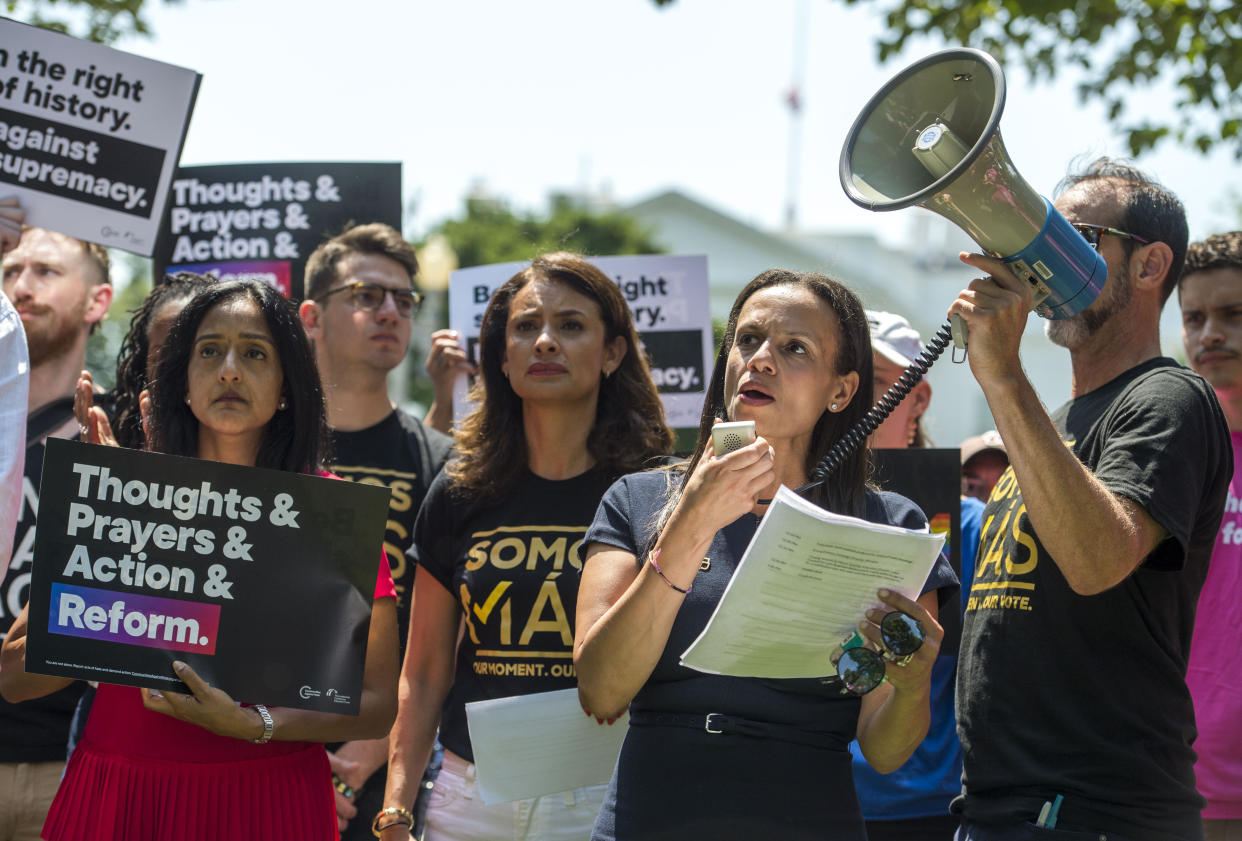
[473,581,513,623]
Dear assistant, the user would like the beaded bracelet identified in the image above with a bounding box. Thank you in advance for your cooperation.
[648,548,691,594]
[332,773,356,800]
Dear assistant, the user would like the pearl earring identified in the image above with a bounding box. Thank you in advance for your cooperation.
[830,403,839,412]
[184,395,191,406]
[278,397,288,411]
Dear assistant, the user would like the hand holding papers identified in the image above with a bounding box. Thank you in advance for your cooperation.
[679,485,945,679]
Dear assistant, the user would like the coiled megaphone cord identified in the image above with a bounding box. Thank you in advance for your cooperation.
[795,318,955,496]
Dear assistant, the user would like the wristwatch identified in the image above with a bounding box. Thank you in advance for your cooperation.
[251,704,274,743]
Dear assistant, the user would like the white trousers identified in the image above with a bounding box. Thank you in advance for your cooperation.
[424,750,605,841]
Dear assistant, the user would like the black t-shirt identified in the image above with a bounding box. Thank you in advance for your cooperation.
[413,465,618,761]
[583,470,958,841]
[1,436,85,763]
[956,358,1231,841]
[328,409,451,650]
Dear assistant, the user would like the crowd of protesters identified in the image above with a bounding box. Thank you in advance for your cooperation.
[0,152,1237,841]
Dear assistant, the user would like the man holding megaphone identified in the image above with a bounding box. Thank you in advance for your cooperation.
[948,158,1230,841]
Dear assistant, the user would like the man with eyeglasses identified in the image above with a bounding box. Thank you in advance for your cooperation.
[299,222,451,841]
[1179,231,1242,841]
[948,158,1231,841]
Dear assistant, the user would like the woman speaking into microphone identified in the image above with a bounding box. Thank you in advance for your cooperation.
[573,269,957,841]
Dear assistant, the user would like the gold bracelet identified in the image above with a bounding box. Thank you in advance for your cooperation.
[371,806,415,837]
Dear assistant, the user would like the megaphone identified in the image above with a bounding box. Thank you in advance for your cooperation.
[840,48,1106,341]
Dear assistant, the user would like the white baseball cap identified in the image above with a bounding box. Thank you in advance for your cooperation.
[866,310,923,367]
[960,429,1007,465]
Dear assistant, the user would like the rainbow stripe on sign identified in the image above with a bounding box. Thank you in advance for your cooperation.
[177,261,292,297]
[49,583,220,654]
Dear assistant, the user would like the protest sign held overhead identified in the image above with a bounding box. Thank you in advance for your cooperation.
[24,439,392,714]
[0,17,199,255]
[154,161,402,299]
[449,254,713,428]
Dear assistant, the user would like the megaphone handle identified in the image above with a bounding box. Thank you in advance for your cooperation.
[796,319,955,496]
[950,313,969,350]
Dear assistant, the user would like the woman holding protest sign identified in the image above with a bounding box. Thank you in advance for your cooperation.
[377,253,673,841]
[0,278,399,841]
[572,270,957,840]
[64,271,216,763]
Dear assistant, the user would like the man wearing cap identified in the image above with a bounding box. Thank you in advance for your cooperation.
[948,159,1230,841]
[959,431,1007,503]
[1179,231,1242,840]
[867,310,933,448]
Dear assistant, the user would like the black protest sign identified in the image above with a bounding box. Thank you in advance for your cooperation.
[638,329,707,395]
[871,448,963,654]
[153,161,402,300]
[0,17,200,255]
[24,439,391,714]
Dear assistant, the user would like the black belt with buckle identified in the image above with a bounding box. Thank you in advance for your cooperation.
[628,710,849,751]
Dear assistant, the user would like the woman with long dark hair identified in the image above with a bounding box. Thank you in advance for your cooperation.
[0,279,399,840]
[76,272,214,449]
[377,253,673,840]
[573,269,957,841]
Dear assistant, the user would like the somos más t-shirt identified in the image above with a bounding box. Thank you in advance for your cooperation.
[413,465,616,761]
[956,358,1231,841]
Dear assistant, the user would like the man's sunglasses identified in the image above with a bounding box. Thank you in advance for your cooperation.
[1071,223,1151,251]
[830,611,926,696]
[315,281,423,318]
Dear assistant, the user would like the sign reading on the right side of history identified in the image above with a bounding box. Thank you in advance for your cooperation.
[448,254,713,429]
[0,17,200,255]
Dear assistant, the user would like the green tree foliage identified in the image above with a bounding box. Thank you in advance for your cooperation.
[654,0,1242,157]
[431,193,665,269]
[5,0,181,44]
[85,252,152,390]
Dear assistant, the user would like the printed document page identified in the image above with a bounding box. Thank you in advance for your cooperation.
[680,485,945,679]
[465,688,628,804]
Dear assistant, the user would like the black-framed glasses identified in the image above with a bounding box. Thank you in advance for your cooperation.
[1071,223,1151,251]
[830,612,926,696]
[315,282,423,318]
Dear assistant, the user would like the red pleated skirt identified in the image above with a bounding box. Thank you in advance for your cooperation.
[42,685,339,841]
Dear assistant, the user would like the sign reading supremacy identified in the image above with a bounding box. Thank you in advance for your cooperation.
[153,161,402,299]
[0,17,200,255]
[449,254,713,429]
[24,439,391,714]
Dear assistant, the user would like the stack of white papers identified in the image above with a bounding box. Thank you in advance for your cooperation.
[679,485,945,679]
[465,688,628,804]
